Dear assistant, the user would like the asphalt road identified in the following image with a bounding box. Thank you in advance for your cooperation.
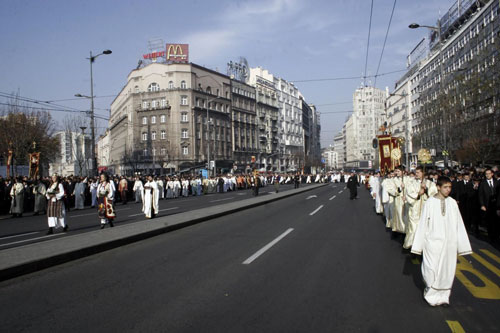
[0,183,301,250]
[1,184,499,332]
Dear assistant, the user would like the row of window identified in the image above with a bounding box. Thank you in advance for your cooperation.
[142,81,188,93]
[141,129,189,141]
[142,147,188,156]
[141,113,188,125]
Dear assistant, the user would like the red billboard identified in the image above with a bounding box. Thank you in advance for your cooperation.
[166,44,189,63]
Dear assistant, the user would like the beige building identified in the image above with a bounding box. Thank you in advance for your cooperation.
[248,67,280,170]
[107,62,232,175]
[230,79,258,172]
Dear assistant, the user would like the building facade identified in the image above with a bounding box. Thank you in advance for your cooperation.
[50,131,91,176]
[345,86,386,169]
[107,62,232,175]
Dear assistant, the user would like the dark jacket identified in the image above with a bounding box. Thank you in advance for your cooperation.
[478,178,498,209]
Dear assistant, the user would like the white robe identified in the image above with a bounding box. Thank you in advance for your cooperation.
[369,176,383,214]
[73,182,86,210]
[385,177,409,233]
[181,180,189,197]
[411,196,472,306]
[142,181,159,218]
[404,179,438,249]
[381,178,393,228]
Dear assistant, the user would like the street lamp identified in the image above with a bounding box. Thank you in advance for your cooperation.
[195,74,225,177]
[409,22,448,167]
[76,49,112,177]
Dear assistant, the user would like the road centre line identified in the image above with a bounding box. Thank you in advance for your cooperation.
[0,231,39,240]
[309,205,324,216]
[329,195,336,201]
[0,234,63,248]
[242,228,294,265]
[210,197,234,203]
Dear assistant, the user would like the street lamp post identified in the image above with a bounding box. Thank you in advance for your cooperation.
[76,49,112,177]
[409,22,447,167]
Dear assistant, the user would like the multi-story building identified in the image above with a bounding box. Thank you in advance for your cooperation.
[107,62,232,175]
[248,67,280,171]
[323,146,338,170]
[386,67,419,169]
[301,99,322,172]
[230,79,258,173]
[275,77,304,172]
[50,131,91,176]
[411,0,500,165]
[333,131,344,169]
[345,86,386,169]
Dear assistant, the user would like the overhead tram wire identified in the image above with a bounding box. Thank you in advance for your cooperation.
[291,69,406,83]
[363,0,375,86]
[0,102,110,121]
[374,0,397,87]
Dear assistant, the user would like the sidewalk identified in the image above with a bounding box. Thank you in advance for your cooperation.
[0,183,327,281]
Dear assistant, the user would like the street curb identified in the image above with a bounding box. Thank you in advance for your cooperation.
[0,183,328,281]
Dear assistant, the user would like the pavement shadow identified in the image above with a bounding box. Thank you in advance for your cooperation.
[402,252,425,292]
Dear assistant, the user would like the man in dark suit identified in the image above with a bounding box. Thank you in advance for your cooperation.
[347,172,359,200]
[458,173,475,231]
[479,169,499,243]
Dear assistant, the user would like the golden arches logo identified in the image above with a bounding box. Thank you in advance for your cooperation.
[167,44,187,60]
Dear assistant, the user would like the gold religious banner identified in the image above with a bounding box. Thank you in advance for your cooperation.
[417,148,432,164]
[6,149,13,178]
[29,152,40,179]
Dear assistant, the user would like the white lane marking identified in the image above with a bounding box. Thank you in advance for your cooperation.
[243,228,294,265]
[210,197,234,203]
[128,207,179,217]
[159,207,179,212]
[338,190,343,194]
[0,231,39,240]
[329,195,337,201]
[268,192,275,194]
[0,234,63,248]
[237,193,247,196]
[306,195,317,200]
[309,205,324,216]
[70,207,131,218]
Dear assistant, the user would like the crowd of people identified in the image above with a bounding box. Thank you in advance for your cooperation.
[0,172,340,229]
[361,165,499,307]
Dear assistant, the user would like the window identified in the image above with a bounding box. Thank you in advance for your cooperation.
[161,130,166,139]
[181,112,188,122]
[151,131,156,140]
[134,86,139,93]
[181,80,187,89]
[161,148,166,156]
[161,98,166,108]
[168,81,174,89]
[151,100,157,108]
[142,101,148,109]
[143,149,148,156]
[181,129,188,138]
[152,148,156,156]
[181,95,188,105]
[160,115,166,123]
[148,83,160,92]
[151,116,156,124]
[182,147,189,155]
[142,132,147,141]
[142,117,147,125]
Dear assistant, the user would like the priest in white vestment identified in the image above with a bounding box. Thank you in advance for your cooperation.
[411,176,472,307]
[404,166,438,249]
[385,167,409,234]
[381,172,394,228]
[369,172,383,214]
[142,175,159,218]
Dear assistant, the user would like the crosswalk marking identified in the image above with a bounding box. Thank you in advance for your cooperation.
[455,256,500,299]
[480,249,500,265]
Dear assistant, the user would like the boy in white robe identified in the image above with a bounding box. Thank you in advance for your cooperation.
[369,172,383,214]
[411,176,472,307]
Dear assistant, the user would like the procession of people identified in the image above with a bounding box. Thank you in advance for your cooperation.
[364,165,500,307]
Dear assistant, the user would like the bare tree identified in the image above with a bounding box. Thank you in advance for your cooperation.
[0,94,59,176]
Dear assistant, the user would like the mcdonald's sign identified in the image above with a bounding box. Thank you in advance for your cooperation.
[166,44,189,63]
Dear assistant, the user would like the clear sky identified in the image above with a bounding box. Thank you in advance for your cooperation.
[0,0,452,147]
